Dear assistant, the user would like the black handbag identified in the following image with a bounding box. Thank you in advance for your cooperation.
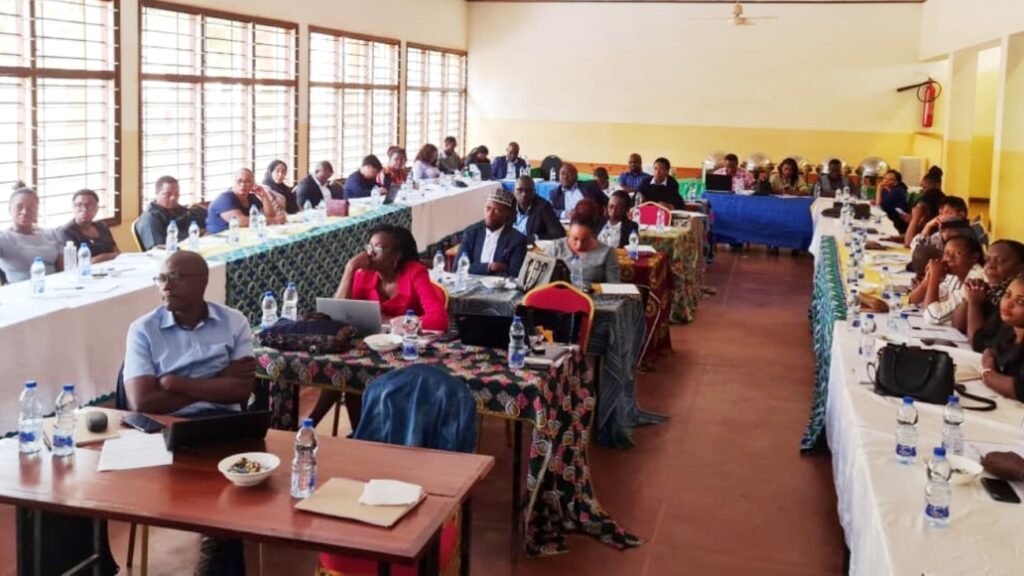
[872,344,996,410]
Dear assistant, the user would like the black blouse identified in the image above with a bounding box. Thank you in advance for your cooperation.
[60,220,118,257]
[988,323,1024,401]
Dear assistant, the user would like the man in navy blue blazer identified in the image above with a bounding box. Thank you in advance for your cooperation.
[456,188,527,277]
[490,141,529,180]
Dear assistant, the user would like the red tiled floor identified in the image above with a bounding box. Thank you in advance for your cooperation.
[0,246,844,575]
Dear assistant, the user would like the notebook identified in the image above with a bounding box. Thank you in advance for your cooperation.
[295,477,425,528]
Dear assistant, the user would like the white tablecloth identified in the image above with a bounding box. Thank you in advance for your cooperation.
[0,253,226,434]
[826,321,1024,576]
[407,181,498,247]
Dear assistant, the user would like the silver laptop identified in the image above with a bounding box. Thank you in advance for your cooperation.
[315,298,383,337]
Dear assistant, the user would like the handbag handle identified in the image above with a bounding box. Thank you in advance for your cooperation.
[953,384,998,412]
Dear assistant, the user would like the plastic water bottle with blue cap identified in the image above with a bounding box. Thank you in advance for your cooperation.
[302,199,313,224]
[260,291,278,329]
[29,257,45,296]
[432,250,446,281]
[859,313,876,359]
[18,381,43,454]
[895,397,918,464]
[627,230,639,261]
[456,253,470,291]
[166,220,179,253]
[925,446,952,528]
[282,282,298,321]
[941,395,964,456]
[290,418,318,499]
[401,310,420,361]
[508,316,526,370]
[77,243,92,281]
[53,384,77,457]
[62,241,77,283]
[228,215,241,246]
[188,220,200,251]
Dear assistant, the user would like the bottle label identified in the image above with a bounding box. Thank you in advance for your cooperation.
[53,434,73,449]
[925,504,949,520]
[896,444,916,458]
[510,351,525,365]
[19,430,36,443]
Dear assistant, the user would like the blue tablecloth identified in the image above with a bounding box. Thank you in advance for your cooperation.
[705,193,814,250]
[499,179,559,201]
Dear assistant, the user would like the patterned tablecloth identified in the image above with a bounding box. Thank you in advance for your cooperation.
[614,249,672,367]
[446,281,657,448]
[800,236,848,452]
[206,205,411,324]
[640,219,705,324]
[254,341,643,556]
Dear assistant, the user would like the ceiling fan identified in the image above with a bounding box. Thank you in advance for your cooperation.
[697,1,779,27]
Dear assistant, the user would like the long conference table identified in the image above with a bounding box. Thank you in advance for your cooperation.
[804,199,1024,574]
[0,181,499,435]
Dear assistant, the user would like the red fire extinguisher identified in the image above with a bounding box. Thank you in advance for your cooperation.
[919,80,940,129]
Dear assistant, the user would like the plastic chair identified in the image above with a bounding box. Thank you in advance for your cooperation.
[116,367,149,576]
[318,365,477,576]
[130,218,145,252]
[635,202,672,227]
[521,281,595,353]
[539,155,562,180]
[431,279,450,309]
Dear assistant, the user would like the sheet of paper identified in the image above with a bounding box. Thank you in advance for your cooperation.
[97,429,173,472]
[597,283,641,296]
[636,245,657,255]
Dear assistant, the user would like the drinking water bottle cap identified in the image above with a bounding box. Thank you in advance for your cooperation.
[25,380,37,389]
[264,291,274,297]
[512,315,521,322]
[406,309,415,316]
[902,396,913,405]
[302,418,314,429]
[947,395,959,404]
[933,446,946,458]
[66,240,74,246]
[287,282,295,288]
[33,256,42,262]
[80,243,88,249]
[62,384,74,392]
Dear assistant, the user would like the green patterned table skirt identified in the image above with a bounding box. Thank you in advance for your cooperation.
[800,236,848,452]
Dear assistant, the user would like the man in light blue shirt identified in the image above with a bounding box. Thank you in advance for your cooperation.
[124,251,255,417]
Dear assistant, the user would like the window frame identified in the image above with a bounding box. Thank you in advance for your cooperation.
[403,42,467,157]
[307,25,400,177]
[0,0,122,227]
[138,0,298,208]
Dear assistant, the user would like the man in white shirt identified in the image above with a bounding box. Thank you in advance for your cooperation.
[456,188,528,277]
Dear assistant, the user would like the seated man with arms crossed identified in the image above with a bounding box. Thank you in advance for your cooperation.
[124,250,254,576]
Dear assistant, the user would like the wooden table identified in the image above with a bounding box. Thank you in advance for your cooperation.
[0,429,493,576]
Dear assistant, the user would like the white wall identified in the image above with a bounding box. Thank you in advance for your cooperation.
[920,0,1024,60]
[467,2,934,134]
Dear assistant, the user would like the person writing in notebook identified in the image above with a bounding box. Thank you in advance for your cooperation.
[123,250,254,576]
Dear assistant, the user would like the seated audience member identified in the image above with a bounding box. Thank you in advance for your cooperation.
[206,168,285,234]
[309,225,449,426]
[136,176,207,250]
[593,167,613,197]
[124,251,254,576]
[713,153,754,193]
[979,272,1024,402]
[618,153,651,193]
[874,169,910,234]
[60,189,120,264]
[490,141,528,180]
[921,165,943,193]
[438,136,462,174]
[262,159,299,214]
[412,143,442,181]
[639,157,684,209]
[901,187,946,247]
[295,161,344,208]
[0,185,62,282]
[908,235,985,325]
[547,199,621,284]
[598,190,640,249]
[378,147,408,188]
[550,162,608,217]
[816,159,852,198]
[456,188,527,277]
[343,155,384,200]
[467,145,490,166]
[770,158,810,196]
[751,168,773,196]
[512,175,565,243]
[962,240,1024,350]
[910,195,969,250]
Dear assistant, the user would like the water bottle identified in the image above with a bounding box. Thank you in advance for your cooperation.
[279,282,298,321]
[456,253,470,291]
[895,397,918,464]
[432,250,446,280]
[77,243,91,281]
[228,215,241,245]
[843,185,851,201]
[859,313,876,359]
[302,199,313,224]
[249,204,259,227]
[635,191,644,206]
[188,220,200,251]
[30,257,46,296]
[570,255,584,290]
[846,287,859,325]
[53,384,77,457]
[882,291,895,331]
[508,315,527,370]
[549,167,557,182]
[655,208,666,232]
[401,310,420,361]
[941,396,964,456]
[166,220,179,253]
[260,291,278,329]
[469,164,481,182]
[256,211,268,241]
[18,381,43,455]
[627,230,640,260]
[925,446,952,528]
[316,201,327,224]
[62,241,78,283]
[290,418,318,499]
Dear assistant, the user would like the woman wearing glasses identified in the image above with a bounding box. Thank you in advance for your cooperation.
[309,224,449,426]
[60,189,120,264]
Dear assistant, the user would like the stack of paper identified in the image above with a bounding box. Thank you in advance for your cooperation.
[97,429,173,471]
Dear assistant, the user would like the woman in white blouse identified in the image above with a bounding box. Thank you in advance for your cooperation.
[908,235,986,325]
[411,143,441,182]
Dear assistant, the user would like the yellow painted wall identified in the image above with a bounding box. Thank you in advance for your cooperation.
[992,33,1024,241]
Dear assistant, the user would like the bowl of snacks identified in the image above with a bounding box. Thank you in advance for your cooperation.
[365,333,403,352]
[217,452,280,487]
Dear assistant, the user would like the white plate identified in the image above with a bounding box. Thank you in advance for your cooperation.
[365,333,402,352]
[218,452,280,487]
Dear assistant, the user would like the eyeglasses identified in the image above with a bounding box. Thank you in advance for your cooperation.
[365,244,393,256]
[153,272,204,286]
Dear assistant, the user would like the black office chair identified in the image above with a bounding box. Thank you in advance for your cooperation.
[540,155,562,180]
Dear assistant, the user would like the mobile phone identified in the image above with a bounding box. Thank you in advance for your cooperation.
[122,412,166,434]
[981,477,1022,504]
